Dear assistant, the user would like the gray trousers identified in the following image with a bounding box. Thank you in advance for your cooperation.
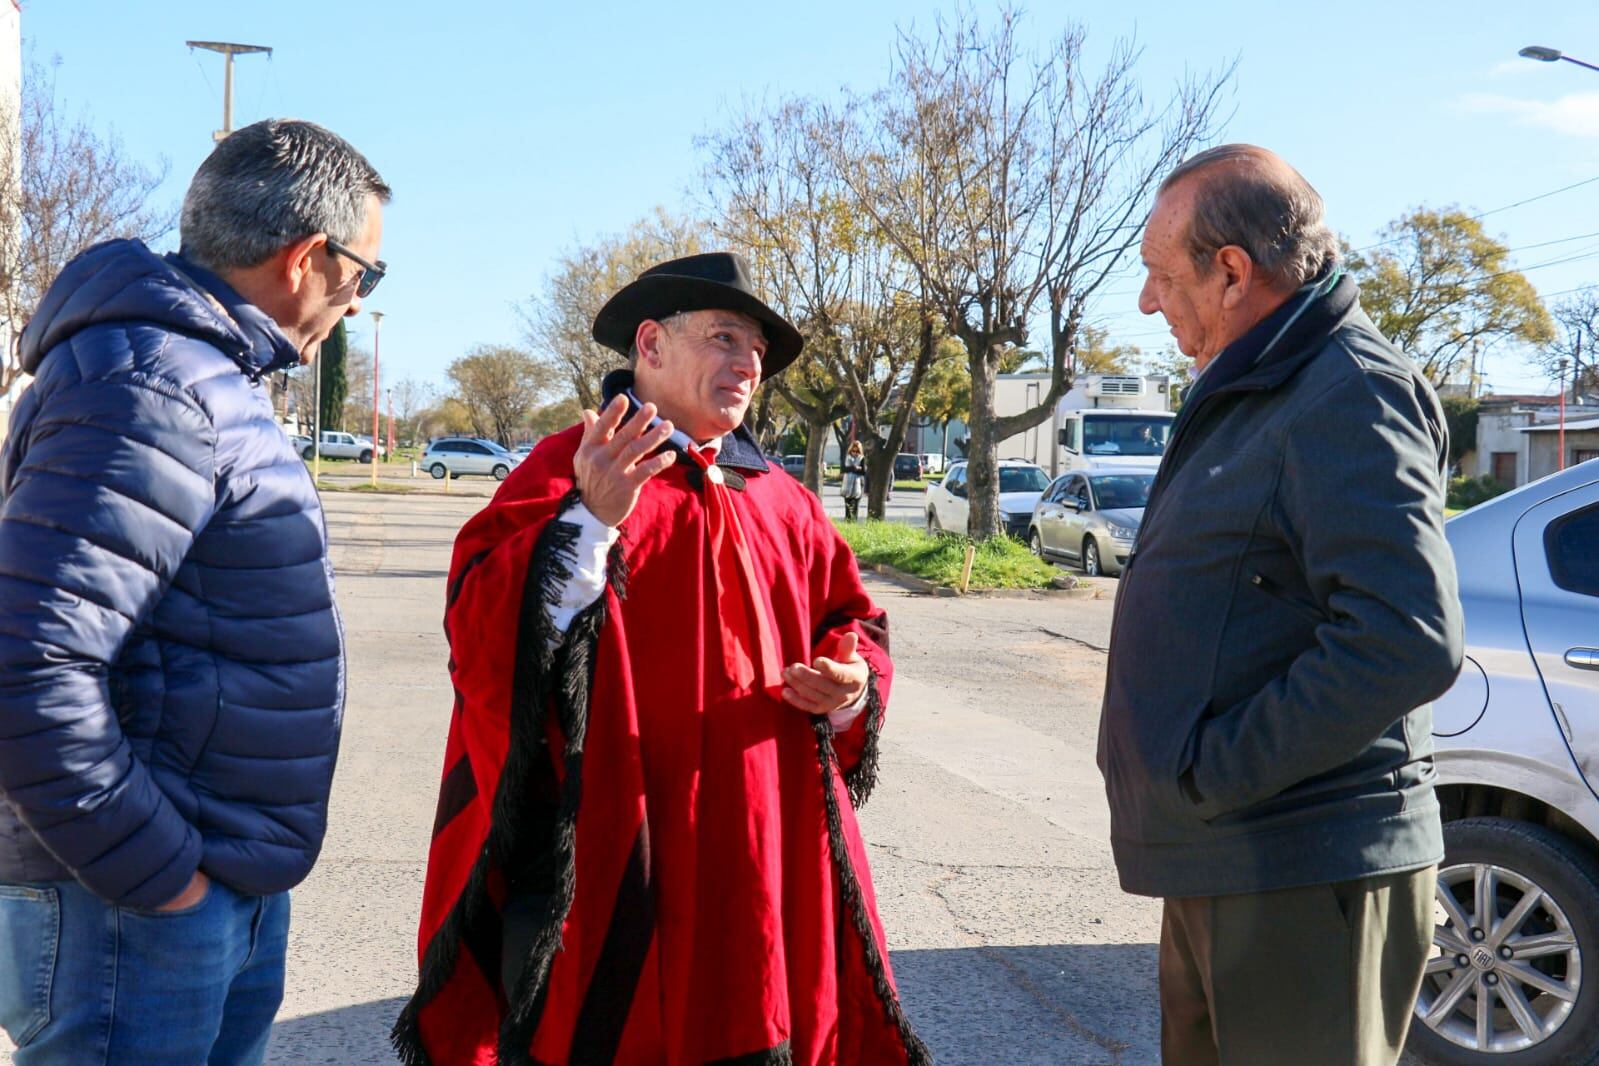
[1159,866,1437,1066]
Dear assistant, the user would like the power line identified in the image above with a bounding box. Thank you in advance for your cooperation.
[1349,174,1599,255]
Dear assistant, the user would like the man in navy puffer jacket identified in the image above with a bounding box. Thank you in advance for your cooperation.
[0,119,388,1065]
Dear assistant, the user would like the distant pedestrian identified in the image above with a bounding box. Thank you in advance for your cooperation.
[842,439,867,520]
[0,120,388,1065]
[396,252,927,1064]
[1098,144,1462,1066]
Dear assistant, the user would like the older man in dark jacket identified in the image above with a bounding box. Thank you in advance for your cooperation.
[1098,145,1462,1065]
[0,120,387,1065]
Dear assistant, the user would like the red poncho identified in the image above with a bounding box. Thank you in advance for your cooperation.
[393,423,929,1066]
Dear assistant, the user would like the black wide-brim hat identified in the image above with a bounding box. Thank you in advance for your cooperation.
[591,252,804,379]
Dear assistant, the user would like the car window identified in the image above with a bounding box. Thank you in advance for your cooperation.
[1090,474,1155,511]
[1547,502,1599,597]
[463,442,492,455]
[1044,477,1068,503]
[998,467,1050,493]
[947,466,965,490]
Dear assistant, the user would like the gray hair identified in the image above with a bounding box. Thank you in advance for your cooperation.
[1159,144,1339,288]
[179,119,390,271]
[625,311,690,365]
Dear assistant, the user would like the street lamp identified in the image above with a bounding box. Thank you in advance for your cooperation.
[1518,45,1599,74]
[1558,358,1569,472]
[370,311,384,488]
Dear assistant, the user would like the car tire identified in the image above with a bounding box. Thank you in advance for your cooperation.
[1407,817,1599,1066]
[1028,528,1045,558]
[927,509,941,534]
[492,464,510,481]
[359,449,374,464]
[301,446,314,460]
[1082,538,1102,577]
[429,463,448,480]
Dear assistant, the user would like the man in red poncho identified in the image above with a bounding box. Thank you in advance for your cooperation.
[394,253,930,1066]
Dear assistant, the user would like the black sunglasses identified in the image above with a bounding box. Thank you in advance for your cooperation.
[325,238,386,298]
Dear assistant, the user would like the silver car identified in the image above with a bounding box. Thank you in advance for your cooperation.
[1407,459,1599,1065]
[1026,469,1154,576]
[421,437,521,481]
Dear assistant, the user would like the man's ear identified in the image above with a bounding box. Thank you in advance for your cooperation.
[280,232,328,295]
[1216,245,1256,310]
[634,320,666,370]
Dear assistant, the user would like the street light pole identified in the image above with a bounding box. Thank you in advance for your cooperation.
[1519,45,1599,74]
[185,41,272,142]
[1557,358,1569,471]
[370,311,384,488]
[386,386,394,457]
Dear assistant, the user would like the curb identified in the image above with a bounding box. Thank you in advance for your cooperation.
[868,563,1099,599]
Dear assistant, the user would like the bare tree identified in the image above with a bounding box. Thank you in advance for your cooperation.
[0,59,173,389]
[447,344,556,446]
[518,209,707,409]
[829,10,1227,537]
[1538,286,1599,400]
[702,97,937,514]
[390,378,437,446]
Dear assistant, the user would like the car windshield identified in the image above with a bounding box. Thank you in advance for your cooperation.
[1090,474,1155,510]
[484,441,511,454]
[998,467,1050,493]
[1083,416,1171,457]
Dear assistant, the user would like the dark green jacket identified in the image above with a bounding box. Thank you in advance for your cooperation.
[1097,274,1463,898]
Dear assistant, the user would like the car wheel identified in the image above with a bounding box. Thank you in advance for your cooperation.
[429,463,448,480]
[300,446,314,460]
[927,509,941,534]
[492,464,510,481]
[1028,528,1045,558]
[1082,538,1102,577]
[1407,817,1599,1065]
[359,449,374,464]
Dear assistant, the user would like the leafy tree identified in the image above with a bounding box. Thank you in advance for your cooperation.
[447,344,555,446]
[1440,395,1478,469]
[527,395,583,439]
[318,320,348,430]
[1345,208,1555,387]
[0,58,173,389]
[1075,326,1142,376]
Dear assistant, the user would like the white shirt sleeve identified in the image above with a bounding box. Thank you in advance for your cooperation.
[827,682,871,733]
[546,500,620,639]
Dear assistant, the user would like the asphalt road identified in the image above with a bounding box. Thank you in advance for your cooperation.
[3,489,1152,1064]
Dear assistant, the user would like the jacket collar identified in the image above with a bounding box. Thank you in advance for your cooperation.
[1195,269,1360,402]
[599,369,771,473]
[166,255,304,378]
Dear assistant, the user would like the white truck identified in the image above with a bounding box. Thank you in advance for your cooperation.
[299,430,386,462]
[992,372,1177,478]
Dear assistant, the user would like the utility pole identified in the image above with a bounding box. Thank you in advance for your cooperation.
[186,41,272,142]
[370,311,384,488]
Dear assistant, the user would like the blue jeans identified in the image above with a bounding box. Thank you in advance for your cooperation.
[0,877,289,1065]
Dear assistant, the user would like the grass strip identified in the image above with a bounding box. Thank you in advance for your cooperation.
[833,519,1059,590]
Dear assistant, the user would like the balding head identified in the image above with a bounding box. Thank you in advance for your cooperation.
[1158,144,1338,290]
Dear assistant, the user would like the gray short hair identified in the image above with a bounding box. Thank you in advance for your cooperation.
[179,119,390,271]
[1159,144,1339,288]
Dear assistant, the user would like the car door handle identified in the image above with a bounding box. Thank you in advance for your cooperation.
[1566,648,1599,670]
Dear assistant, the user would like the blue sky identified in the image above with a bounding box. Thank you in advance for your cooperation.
[22,1,1599,396]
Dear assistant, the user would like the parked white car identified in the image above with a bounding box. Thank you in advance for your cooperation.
[300,431,385,462]
[924,459,1050,539]
[422,437,521,480]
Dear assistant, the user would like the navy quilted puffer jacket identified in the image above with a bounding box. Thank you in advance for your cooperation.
[0,239,344,908]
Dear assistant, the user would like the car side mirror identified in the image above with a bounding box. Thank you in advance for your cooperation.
[951,484,967,499]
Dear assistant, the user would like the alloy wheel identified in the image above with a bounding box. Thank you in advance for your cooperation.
[1083,539,1101,577]
[1417,862,1581,1054]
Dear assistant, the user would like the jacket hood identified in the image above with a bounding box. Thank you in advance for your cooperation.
[20,239,302,379]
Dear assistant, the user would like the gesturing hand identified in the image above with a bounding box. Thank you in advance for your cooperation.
[574,395,678,527]
[781,631,868,716]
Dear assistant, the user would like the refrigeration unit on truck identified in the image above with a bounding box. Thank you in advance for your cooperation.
[991,372,1177,478]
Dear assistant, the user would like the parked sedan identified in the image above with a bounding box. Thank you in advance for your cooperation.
[1027,469,1154,577]
[421,437,521,480]
[1405,458,1599,1066]
[925,460,1050,539]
